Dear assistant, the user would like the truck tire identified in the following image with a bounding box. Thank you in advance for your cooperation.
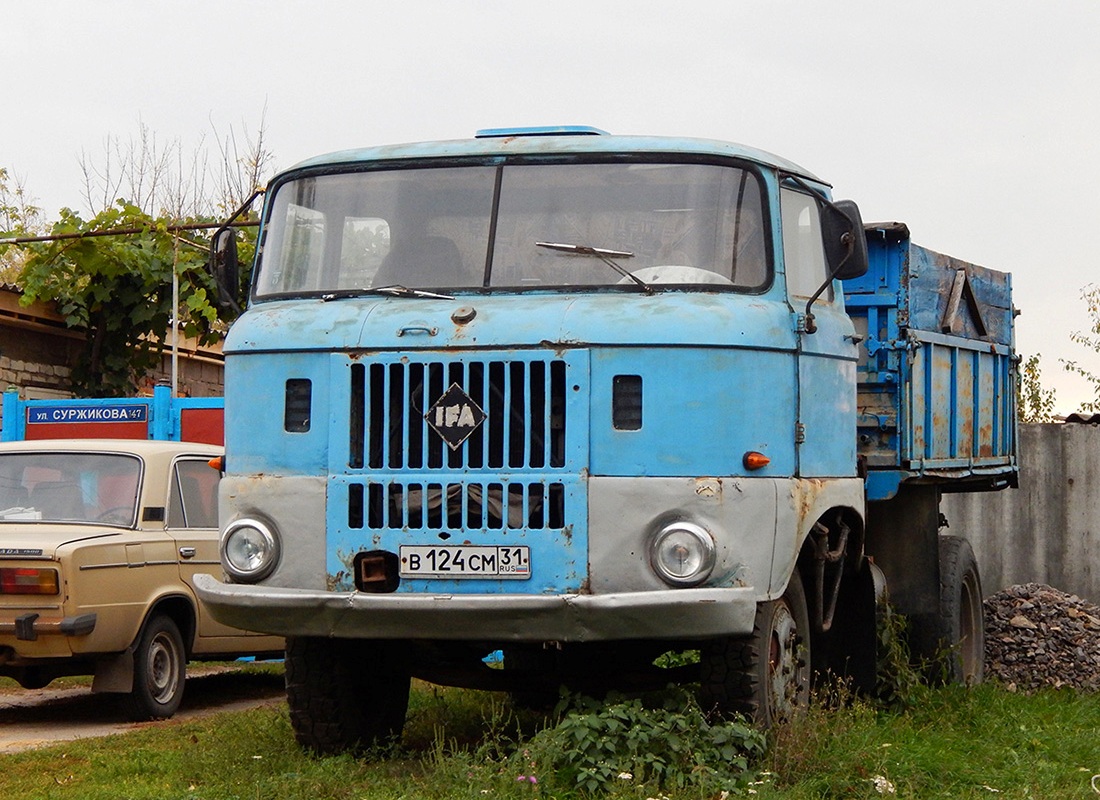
[502,645,558,710]
[122,614,186,721]
[937,535,985,684]
[699,569,811,727]
[285,636,410,755]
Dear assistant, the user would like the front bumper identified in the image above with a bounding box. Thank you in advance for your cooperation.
[194,573,757,642]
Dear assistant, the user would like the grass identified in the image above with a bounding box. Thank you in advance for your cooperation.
[0,679,1098,799]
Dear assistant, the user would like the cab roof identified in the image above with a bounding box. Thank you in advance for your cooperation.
[286,129,825,184]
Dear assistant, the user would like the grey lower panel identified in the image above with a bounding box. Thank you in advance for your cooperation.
[193,573,757,642]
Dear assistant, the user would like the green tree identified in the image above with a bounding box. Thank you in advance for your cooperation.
[1018,353,1057,423]
[3,117,270,397]
[16,202,223,397]
[0,167,44,281]
[1062,283,1100,413]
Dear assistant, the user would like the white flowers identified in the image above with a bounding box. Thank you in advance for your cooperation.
[872,774,896,795]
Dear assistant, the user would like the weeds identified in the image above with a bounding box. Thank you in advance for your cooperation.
[874,602,929,710]
[521,689,764,795]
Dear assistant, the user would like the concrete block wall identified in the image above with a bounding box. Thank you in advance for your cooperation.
[941,423,1100,603]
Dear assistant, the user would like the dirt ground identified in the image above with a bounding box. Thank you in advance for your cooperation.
[0,666,285,753]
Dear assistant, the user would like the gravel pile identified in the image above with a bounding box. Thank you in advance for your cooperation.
[984,583,1100,692]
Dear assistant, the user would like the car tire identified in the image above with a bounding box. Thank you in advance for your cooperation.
[121,614,186,721]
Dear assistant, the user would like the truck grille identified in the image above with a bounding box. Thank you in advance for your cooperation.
[348,479,566,531]
[346,355,575,532]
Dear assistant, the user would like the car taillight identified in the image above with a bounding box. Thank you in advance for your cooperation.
[0,567,60,595]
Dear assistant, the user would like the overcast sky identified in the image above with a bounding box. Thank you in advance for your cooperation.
[4,1,1099,412]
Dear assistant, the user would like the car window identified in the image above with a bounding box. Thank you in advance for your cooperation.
[168,459,220,529]
[0,452,140,525]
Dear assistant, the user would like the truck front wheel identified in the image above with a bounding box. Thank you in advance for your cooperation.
[937,535,985,684]
[699,569,811,727]
[285,636,411,755]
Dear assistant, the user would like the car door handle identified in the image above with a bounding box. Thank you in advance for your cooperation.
[179,547,197,559]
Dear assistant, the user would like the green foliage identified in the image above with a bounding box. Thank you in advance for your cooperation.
[16,202,226,396]
[874,603,928,711]
[1018,353,1058,423]
[519,690,765,795]
[1063,283,1100,412]
[0,166,43,281]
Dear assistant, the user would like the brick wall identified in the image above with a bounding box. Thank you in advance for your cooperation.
[0,285,224,429]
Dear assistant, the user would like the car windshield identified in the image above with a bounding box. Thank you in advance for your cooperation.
[253,160,769,297]
[0,452,142,526]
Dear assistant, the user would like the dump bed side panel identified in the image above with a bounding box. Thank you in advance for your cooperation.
[844,223,1017,500]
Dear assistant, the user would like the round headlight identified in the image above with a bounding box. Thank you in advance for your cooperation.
[650,522,716,587]
[221,518,279,582]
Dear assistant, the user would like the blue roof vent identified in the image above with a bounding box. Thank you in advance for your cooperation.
[475,125,609,138]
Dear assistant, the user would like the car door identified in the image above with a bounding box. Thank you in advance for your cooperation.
[168,456,260,642]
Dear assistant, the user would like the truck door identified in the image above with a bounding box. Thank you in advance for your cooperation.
[780,186,859,478]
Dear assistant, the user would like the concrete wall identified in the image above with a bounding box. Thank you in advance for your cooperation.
[941,423,1100,603]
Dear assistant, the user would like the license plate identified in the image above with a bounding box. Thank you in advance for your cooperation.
[399,545,530,579]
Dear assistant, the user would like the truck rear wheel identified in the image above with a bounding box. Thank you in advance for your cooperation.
[937,535,985,684]
[285,636,410,755]
[699,569,811,727]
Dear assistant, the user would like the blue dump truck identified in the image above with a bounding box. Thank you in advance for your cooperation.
[194,127,1017,753]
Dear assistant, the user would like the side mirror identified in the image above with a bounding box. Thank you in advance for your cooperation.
[821,200,869,281]
[210,226,241,310]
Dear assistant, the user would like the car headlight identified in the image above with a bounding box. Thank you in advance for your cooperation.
[221,518,280,582]
[650,522,716,587]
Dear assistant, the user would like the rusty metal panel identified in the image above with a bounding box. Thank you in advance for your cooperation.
[844,223,1017,500]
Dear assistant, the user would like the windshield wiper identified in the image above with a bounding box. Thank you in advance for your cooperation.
[321,285,455,301]
[535,241,655,294]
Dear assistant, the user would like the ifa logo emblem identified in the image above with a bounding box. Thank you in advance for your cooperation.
[424,383,487,450]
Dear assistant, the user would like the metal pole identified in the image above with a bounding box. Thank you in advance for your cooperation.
[172,235,179,397]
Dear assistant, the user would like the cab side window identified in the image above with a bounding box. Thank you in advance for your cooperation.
[167,459,220,529]
[781,188,832,302]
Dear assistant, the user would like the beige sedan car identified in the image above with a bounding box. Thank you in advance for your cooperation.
[0,439,283,720]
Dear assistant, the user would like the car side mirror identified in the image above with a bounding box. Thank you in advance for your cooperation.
[821,200,869,281]
[210,227,241,310]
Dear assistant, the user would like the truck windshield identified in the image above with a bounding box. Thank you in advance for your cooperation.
[0,453,141,526]
[253,160,769,297]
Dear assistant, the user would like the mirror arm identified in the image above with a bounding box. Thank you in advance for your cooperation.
[802,232,854,335]
[210,187,265,252]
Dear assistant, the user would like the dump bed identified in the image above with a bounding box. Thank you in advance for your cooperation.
[843,222,1017,501]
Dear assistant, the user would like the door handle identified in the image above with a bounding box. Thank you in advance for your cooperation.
[179,547,197,559]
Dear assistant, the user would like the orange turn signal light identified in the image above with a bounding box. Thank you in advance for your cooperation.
[742,451,771,471]
[208,456,225,471]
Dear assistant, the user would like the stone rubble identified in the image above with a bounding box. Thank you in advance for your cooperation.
[983,583,1100,692]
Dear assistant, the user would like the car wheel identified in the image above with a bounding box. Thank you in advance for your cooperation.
[122,614,186,721]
